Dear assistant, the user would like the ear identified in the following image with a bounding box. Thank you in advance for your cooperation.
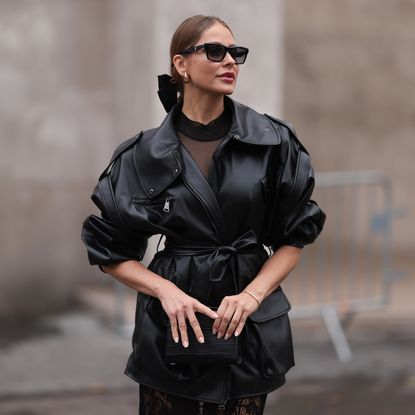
[172,54,187,76]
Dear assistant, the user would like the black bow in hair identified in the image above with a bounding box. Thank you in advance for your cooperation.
[157,74,178,112]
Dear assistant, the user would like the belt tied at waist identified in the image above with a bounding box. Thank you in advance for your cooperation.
[163,229,260,283]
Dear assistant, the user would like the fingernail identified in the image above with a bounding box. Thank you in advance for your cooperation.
[174,337,179,343]
[234,331,239,337]
[198,336,205,343]
[183,341,189,348]
[217,332,222,339]
[213,313,219,319]
[212,329,217,335]
[224,334,230,340]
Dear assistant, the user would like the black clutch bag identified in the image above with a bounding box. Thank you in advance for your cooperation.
[164,310,240,365]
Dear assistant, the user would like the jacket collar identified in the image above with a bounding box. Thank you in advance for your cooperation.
[134,96,281,198]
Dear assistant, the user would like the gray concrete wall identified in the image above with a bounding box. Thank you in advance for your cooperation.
[0,0,115,316]
[0,0,284,316]
[284,0,414,253]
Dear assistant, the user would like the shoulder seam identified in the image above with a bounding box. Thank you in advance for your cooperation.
[264,114,309,155]
[99,131,143,180]
[264,114,296,135]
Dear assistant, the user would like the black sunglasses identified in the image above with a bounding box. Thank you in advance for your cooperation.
[179,43,249,64]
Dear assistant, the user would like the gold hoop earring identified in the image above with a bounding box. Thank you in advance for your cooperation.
[183,71,190,84]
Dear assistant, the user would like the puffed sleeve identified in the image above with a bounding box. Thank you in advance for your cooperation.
[263,122,326,251]
[81,179,149,269]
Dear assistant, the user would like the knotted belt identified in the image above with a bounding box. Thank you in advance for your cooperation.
[163,229,261,283]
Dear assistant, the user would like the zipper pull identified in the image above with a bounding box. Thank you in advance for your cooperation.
[163,197,170,212]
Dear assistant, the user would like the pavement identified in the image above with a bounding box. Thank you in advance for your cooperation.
[1,263,414,415]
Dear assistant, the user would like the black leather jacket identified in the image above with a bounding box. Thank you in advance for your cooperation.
[81,96,326,404]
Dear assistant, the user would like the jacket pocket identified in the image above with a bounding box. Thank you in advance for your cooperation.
[132,196,175,225]
[132,195,174,212]
[248,286,291,322]
[248,288,295,378]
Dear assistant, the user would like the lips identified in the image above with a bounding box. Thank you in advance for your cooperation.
[218,72,235,80]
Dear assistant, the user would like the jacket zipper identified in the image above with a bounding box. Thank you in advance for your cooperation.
[133,196,172,212]
[163,197,171,212]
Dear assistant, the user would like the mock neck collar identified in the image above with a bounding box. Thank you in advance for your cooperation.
[175,100,232,142]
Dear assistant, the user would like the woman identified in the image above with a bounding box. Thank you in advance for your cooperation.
[82,15,325,415]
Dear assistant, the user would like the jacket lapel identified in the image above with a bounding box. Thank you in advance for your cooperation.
[227,97,281,146]
[133,111,182,199]
[179,141,230,243]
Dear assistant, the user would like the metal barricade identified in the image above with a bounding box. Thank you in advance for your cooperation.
[284,170,403,362]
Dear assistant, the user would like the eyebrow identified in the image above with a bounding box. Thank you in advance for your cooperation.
[207,41,237,47]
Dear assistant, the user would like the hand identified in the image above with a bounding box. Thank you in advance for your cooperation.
[157,281,218,348]
[212,292,260,340]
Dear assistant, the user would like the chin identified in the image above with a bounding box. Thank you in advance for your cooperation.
[197,84,235,97]
[210,86,236,96]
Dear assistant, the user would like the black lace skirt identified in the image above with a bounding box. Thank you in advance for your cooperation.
[139,384,267,415]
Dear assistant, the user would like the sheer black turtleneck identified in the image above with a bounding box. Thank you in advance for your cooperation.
[173,101,232,179]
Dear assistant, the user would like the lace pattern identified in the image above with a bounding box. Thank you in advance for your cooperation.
[139,384,267,415]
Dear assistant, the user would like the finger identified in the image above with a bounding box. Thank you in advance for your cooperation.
[224,307,243,340]
[194,302,219,320]
[186,309,204,343]
[177,312,189,348]
[217,305,235,339]
[212,298,229,335]
[234,311,249,337]
[169,315,179,344]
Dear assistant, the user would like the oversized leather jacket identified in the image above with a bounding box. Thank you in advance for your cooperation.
[81,96,326,404]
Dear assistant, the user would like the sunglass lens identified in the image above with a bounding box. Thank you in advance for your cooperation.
[230,47,248,64]
[205,44,227,62]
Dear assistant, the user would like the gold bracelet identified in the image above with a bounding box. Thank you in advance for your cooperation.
[242,289,261,307]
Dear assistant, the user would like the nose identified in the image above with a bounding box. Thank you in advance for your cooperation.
[223,51,236,65]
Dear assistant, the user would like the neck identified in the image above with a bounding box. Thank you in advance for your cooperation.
[181,89,225,125]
